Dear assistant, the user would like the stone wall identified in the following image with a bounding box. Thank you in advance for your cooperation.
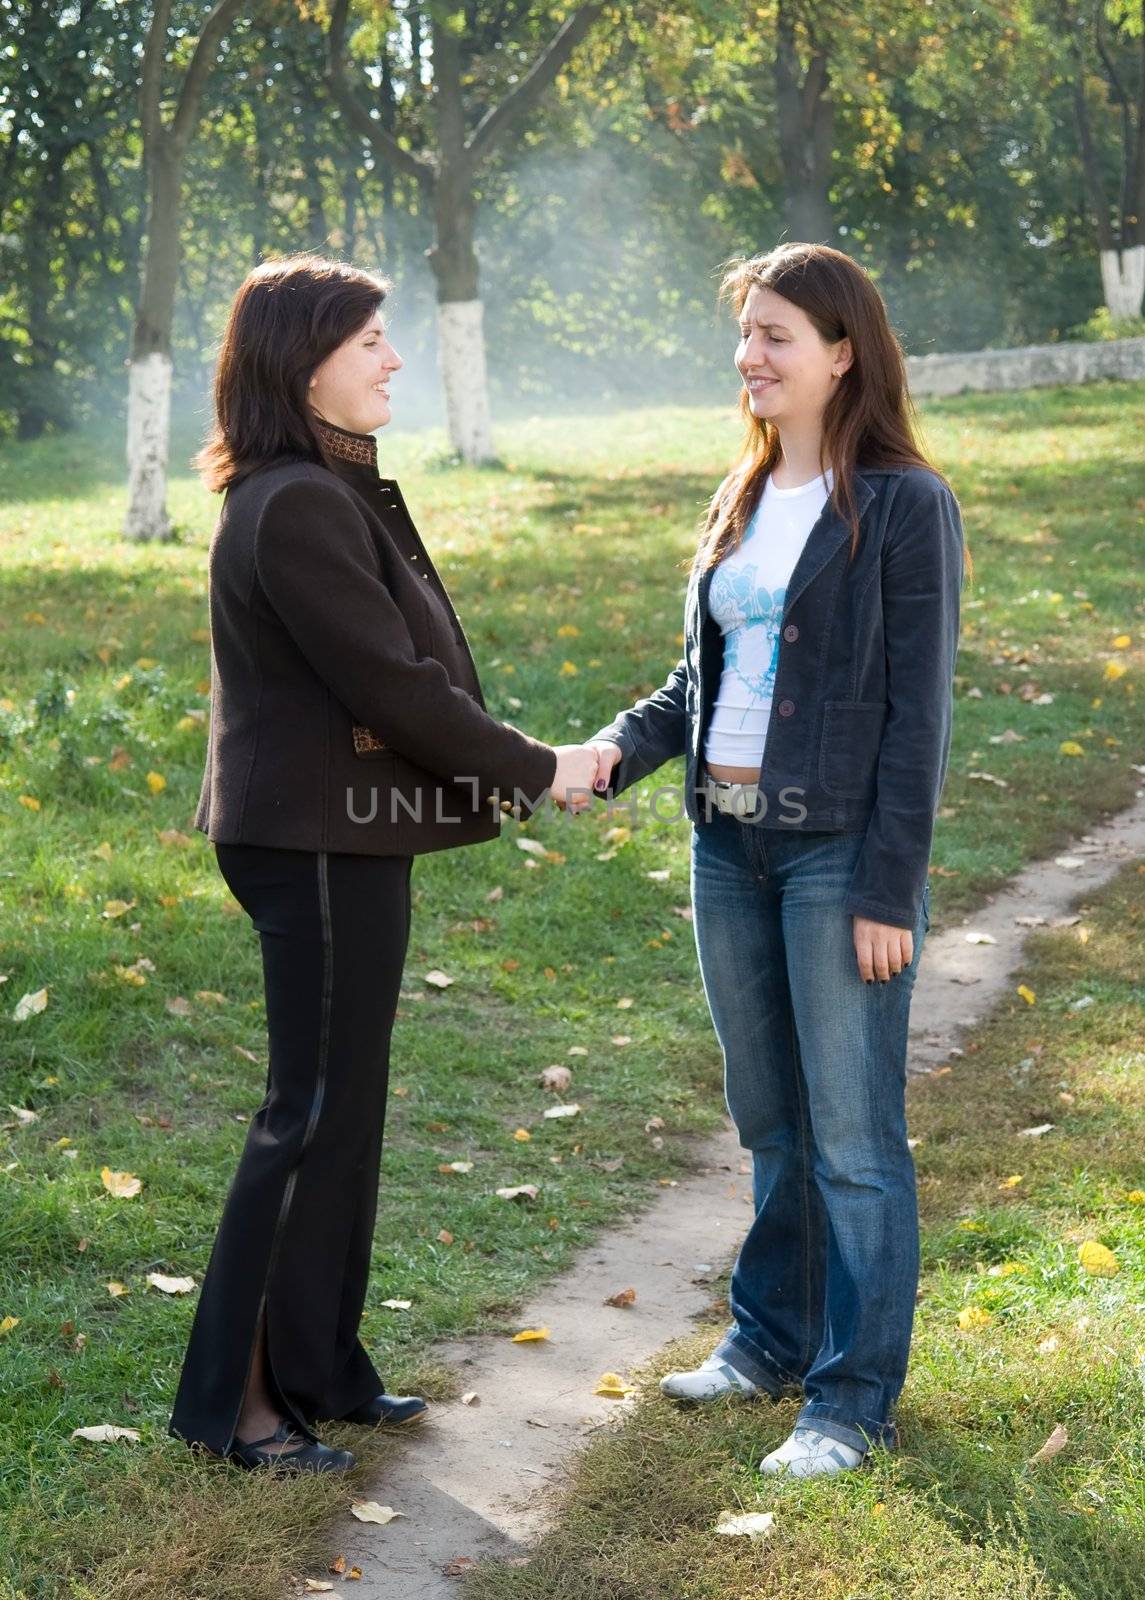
[906,336,1145,397]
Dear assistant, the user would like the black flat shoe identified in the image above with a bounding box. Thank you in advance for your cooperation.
[337,1393,429,1427]
[228,1418,356,1473]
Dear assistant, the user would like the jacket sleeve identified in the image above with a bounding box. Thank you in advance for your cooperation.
[842,481,964,928]
[254,476,557,802]
[589,658,689,797]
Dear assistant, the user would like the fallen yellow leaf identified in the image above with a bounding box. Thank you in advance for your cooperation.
[714,1510,775,1539]
[100,1167,142,1199]
[146,1273,196,1295]
[1077,1240,1118,1277]
[593,1372,635,1398]
[350,1501,405,1525]
[511,1326,551,1342]
[13,988,49,1021]
[1017,984,1036,1005]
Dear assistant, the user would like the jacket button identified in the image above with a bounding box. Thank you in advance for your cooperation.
[783,623,799,642]
[778,698,795,717]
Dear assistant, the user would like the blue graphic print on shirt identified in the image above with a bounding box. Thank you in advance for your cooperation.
[708,560,787,710]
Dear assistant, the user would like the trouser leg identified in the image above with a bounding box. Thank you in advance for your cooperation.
[167,844,412,1456]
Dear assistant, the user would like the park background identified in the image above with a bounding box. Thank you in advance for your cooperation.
[1,3,1144,1599]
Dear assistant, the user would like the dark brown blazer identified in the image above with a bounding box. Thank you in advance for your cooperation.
[194,430,557,857]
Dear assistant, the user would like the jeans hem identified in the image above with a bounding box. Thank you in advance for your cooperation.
[796,1403,898,1454]
[716,1333,791,1399]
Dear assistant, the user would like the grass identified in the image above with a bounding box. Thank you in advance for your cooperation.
[464,861,1145,1600]
[0,383,1141,1598]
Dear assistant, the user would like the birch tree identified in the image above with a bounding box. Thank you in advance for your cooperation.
[327,0,607,465]
[1057,0,1145,317]
[127,0,246,541]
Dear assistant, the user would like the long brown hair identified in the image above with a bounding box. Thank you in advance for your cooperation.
[195,254,392,492]
[695,243,971,579]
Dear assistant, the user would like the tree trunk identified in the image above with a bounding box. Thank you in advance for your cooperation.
[18,146,67,439]
[325,0,603,466]
[429,176,493,463]
[1100,246,1145,316]
[774,1,835,244]
[1063,13,1144,317]
[126,138,181,542]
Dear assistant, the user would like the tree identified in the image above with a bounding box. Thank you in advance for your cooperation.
[127,0,247,541]
[1056,0,1144,316]
[0,0,146,439]
[326,0,608,463]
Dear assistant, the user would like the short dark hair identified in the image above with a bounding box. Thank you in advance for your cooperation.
[194,253,392,492]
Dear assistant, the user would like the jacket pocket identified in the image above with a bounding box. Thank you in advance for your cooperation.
[818,701,887,799]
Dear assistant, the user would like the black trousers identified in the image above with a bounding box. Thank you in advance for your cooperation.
[167,842,413,1457]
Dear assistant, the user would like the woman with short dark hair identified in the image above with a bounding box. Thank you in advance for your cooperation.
[588,242,970,1478]
[168,254,597,1474]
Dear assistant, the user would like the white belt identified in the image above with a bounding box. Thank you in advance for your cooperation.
[701,772,762,818]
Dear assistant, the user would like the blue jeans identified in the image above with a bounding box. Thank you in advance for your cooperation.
[690,809,930,1455]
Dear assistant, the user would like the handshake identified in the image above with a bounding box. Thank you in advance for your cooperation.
[549,739,623,814]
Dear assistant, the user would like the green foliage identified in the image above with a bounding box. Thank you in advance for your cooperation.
[0,2,1141,440]
[1066,305,1145,341]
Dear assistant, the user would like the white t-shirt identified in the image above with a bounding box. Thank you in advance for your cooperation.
[703,467,834,771]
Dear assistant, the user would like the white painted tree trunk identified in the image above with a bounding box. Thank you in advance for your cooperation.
[1100,245,1145,319]
[437,299,494,464]
[125,351,173,542]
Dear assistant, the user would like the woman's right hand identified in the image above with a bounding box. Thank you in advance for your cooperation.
[551,744,600,812]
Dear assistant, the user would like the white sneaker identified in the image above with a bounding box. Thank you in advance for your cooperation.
[659,1352,765,1402]
[759,1426,865,1478]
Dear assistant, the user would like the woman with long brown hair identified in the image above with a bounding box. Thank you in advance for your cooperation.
[167,255,597,1474]
[587,242,969,1477]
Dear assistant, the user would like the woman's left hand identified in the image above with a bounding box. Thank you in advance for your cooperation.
[852,916,913,983]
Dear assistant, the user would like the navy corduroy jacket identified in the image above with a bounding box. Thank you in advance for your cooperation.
[590,464,965,930]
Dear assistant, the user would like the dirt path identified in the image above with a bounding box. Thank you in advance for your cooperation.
[296,789,1145,1598]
